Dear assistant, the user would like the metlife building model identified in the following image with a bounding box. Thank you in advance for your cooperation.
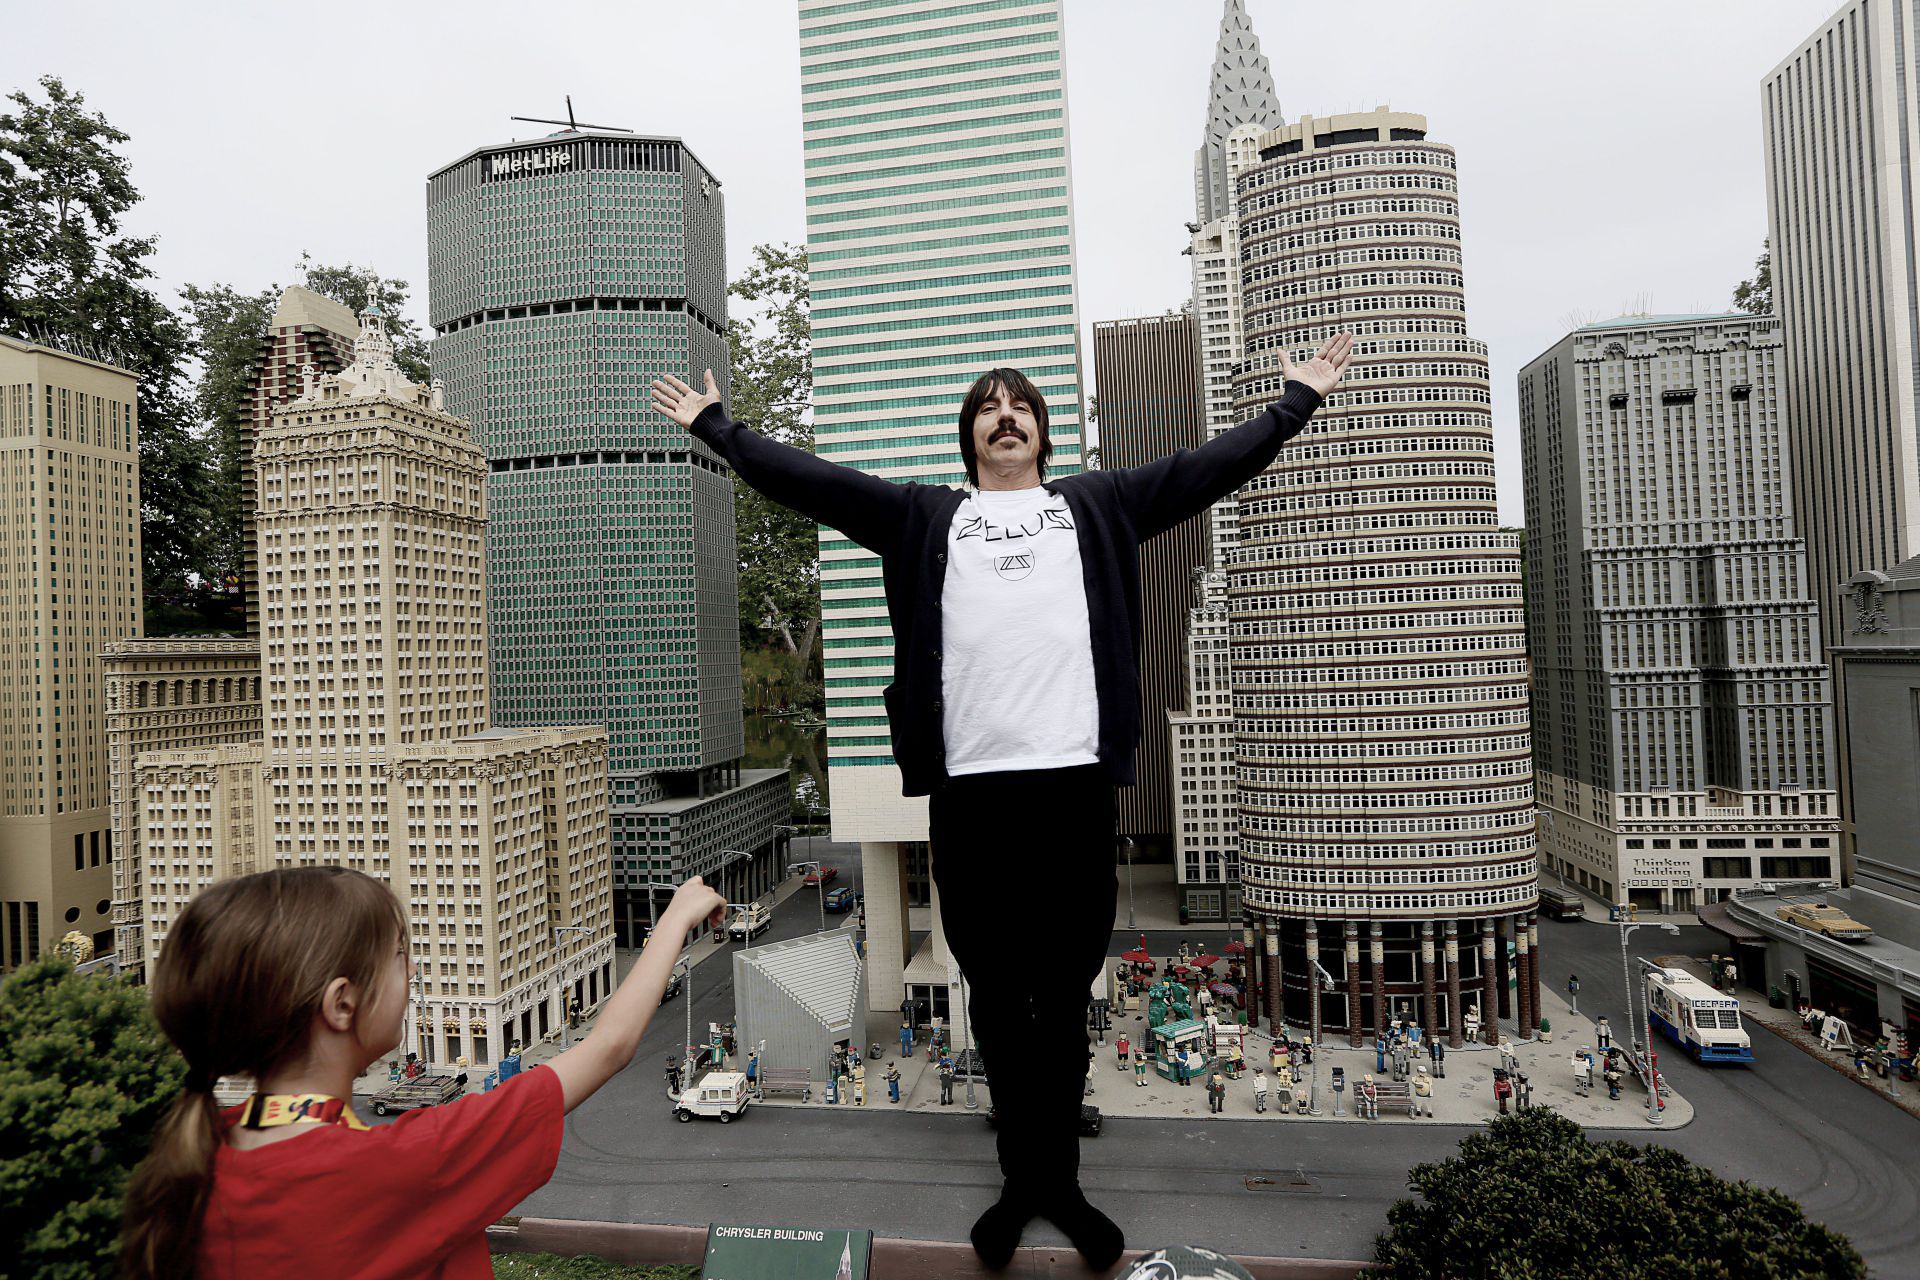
[427,132,786,943]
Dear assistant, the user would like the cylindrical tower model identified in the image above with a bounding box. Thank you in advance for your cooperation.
[1228,109,1536,1045]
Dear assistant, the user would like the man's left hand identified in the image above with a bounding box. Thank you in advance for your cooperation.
[1279,331,1355,399]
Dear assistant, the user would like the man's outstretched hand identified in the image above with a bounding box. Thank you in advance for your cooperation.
[651,369,722,428]
[1278,331,1355,400]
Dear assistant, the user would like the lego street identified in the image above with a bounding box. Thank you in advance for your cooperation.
[503,842,1920,1274]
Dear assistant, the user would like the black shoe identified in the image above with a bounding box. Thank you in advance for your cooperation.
[1034,1185,1124,1271]
[970,1181,1039,1270]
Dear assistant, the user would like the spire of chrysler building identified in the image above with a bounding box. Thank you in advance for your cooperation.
[1194,0,1283,224]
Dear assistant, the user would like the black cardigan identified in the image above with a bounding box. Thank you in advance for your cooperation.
[689,380,1323,796]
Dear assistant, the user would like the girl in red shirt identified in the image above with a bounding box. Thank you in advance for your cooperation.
[121,865,724,1280]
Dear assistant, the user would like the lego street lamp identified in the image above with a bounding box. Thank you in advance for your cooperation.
[787,860,829,933]
[412,965,430,1065]
[775,822,815,884]
[1307,955,1338,1116]
[959,966,977,1110]
[1118,836,1136,929]
[1617,920,1680,1125]
[720,848,754,910]
[551,925,595,1050]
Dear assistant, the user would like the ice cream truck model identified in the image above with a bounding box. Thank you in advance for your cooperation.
[1645,966,1754,1064]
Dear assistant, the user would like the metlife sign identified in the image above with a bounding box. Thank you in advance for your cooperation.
[486,146,573,181]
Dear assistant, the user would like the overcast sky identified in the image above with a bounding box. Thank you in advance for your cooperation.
[7,0,1843,521]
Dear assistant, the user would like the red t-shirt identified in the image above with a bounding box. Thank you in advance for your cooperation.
[198,1065,564,1279]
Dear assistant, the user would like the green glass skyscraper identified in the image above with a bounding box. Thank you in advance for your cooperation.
[796,0,1088,1015]
[428,133,786,942]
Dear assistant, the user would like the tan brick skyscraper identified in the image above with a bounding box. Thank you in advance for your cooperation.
[0,334,141,971]
[140,310,613,1067]
[242,287,356,636]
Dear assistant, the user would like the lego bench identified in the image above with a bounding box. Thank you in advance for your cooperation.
[757,1067,813,1100]
[1363,1081,1418,1118]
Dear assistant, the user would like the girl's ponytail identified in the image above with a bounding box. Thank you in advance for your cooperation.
[119,866,408,1280]
[121,1086,223,1280]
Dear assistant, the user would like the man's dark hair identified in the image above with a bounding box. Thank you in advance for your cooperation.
[957,367,1051,488]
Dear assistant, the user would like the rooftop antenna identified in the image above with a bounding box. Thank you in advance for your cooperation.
[510,95,632,134]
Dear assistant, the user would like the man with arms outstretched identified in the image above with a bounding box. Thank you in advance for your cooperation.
[652,333,1352,1269]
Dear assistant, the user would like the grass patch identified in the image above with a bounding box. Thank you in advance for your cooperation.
[491,1252,699,1280]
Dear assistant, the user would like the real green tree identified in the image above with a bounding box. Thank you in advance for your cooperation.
[1373,1107,1864,1279]
[176,282,274,597]
[0,956,186,1279]
[725,243,819,686]
[1733,239,1771,315]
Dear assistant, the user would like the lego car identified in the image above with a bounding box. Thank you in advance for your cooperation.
[802,866,840,887]
[370,1072,467,1116]
[727,904,773,940]
[674,1070,754,1123]
[823,885,857,913]
[1774,903,1873,942]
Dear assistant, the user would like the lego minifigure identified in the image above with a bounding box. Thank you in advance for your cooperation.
[938,1056,955,1105]
[1357,1072,1379,1119]
[1412,1064,1434,1117]
[1207,1071,1226,1113]
[1133,1048,1148,1086]
[1571,1046,1594,1097]
[1252,1065,1268,1112]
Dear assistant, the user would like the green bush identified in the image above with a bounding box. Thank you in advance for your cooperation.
[492,1253,697,1279]
[0,956,185,1278]
[1373,1108,1864,1279]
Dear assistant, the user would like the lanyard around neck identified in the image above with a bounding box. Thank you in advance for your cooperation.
[231,1092,371,1132]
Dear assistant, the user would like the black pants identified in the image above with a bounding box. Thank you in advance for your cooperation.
[930,763,1117,1192]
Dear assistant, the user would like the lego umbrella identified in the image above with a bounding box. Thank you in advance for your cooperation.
[1208,982,1238,996]
[1223,941,1248,955]
[1122,948,1152,964]
[1193,953,1222,969]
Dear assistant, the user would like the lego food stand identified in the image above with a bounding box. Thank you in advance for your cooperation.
[1152,1017,1210,1081]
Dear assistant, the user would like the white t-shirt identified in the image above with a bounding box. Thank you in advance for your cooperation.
[939,484,1100,775]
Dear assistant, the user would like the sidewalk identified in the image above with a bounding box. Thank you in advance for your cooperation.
[1659,953,1920,1121]
[1111,862,1242,932]
[746,985,1691,1130]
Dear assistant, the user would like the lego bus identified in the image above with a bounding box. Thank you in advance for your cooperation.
[1645,966,1754,1064]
